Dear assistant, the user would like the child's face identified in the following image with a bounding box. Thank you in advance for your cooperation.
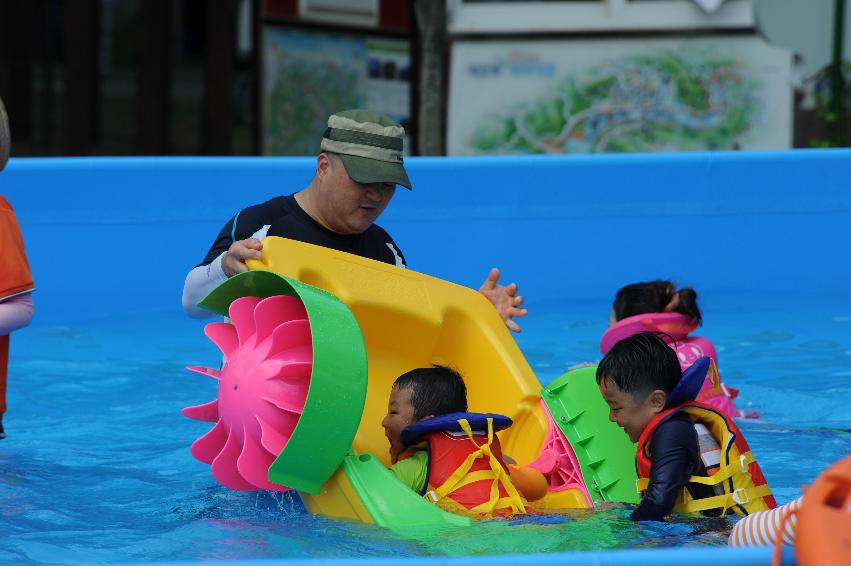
[381,384,417,464]
[598,378,665,443]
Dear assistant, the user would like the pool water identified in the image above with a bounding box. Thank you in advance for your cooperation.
[1,293,849,564]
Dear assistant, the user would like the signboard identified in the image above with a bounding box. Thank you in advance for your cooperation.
[263,27,411,155]
[448,36,792,154]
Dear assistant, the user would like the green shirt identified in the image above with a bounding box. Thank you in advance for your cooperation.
[389,448,428,494]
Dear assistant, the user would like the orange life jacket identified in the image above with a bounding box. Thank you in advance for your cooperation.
[402,413,526,517]
[636,402,776,516]
[1,195,33,415]
[0,195,34,303]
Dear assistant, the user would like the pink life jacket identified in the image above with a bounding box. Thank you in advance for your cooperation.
[600,312,747,418]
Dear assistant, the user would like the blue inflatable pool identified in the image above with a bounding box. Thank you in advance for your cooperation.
[1,150,848,565]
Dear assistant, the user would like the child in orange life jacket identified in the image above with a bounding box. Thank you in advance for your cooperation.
[597,332,775,521]
[382,366,544,515]
[604,280,746,418]
[1,95,36,440]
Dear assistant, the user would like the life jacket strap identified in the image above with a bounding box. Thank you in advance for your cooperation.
[470,496,524,515]
[677,484,773,515]
[635,451,757,492]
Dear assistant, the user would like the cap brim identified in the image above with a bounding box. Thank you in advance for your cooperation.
[338,153,412,190]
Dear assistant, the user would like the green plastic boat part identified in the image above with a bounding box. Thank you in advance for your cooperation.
[542,365,640,504]
[199,270,368,495]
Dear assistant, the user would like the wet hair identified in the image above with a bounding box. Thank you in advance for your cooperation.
[612,280,702,325]
[596,332,681,398]
[393,365,468,420]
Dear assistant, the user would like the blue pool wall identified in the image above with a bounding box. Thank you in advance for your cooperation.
[2,149,849,324]
[112,545,795,566]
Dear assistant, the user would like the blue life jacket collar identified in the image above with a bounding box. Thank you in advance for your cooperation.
[665,356,710,409]
[401,412,512,447]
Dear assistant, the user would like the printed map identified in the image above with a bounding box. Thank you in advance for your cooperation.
[472,54,755,153]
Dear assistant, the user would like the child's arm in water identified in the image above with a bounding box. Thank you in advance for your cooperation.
[632,415,700,521]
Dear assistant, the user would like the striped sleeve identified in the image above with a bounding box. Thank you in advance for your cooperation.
[728,496,802,547]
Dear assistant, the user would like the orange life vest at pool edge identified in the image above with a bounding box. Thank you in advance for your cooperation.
[636,402,776,516]
[400,413,526,517]
[0,195,34,303]
[1,195,33,416]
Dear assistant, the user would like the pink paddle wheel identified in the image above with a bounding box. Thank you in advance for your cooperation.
[528,399,593,507]
[183,295,312,491]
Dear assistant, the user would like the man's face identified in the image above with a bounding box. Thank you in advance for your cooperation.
[316,154,396,235]
[381,384,417,464]
[598,378,663,443]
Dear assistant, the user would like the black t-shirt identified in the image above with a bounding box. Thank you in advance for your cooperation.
[198,194,406,268]
[631,412,719,521]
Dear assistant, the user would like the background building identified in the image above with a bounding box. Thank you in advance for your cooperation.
[0,0,846,157]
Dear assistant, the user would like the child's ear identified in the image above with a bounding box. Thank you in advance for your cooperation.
[648,389,667,413]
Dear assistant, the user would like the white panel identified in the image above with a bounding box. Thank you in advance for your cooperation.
[300,0,379,29]
[447,0,754,34]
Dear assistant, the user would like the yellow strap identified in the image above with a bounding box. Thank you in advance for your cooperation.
[432,419,488,500]
[679,484,773,514]
[688,451,756,486]
[685,465,736,486]
[470,496,524,515]
[637,452,756,491]
[707,360,720,390]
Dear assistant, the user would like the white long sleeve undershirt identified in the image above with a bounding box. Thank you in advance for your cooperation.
[0,292,34,335]
[181,252,228,319]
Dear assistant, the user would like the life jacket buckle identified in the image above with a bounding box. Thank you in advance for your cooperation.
[739,454,748,473]
[425,490,439,503]
[732,487,749,505]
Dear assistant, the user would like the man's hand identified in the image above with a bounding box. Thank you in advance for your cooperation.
[479,267,528,333]
[222,238,263,277]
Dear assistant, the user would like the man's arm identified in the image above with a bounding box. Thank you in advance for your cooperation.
[182,238,263,319]
[181,239,266,319]
[182,253,228,319]
[182,199,278,318]
[479,267,528,333]
[631,417,699,521]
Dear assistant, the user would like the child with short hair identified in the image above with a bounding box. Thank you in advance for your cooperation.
[382,365,468,479]
[596,332,775,521]
[603,280,746,418]
[382,365,541,516]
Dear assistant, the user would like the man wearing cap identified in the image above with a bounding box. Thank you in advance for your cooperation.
[182,109,526,331]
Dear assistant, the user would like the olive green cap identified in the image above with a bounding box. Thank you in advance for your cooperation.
[320,109,412,190]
